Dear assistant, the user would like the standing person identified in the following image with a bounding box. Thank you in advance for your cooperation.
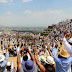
[63,31,72,56]
[27,44,32,60]
[33,46,56,72]
[52,46,72,72]
[17,46,37,72]
[28,44,31,51]
[0,45,9,72]
[16,44,20,55]
[6,57,16,72]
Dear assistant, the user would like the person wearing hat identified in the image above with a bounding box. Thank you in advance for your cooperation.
[33,45,56,72]
[63,31,72,56]
[17,46,37,72]
[52,45,72,72]
[6,57,16,72]
[0,45,9,72]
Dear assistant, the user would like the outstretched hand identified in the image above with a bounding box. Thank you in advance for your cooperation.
[5,45,9,52]
[47,45,50,51]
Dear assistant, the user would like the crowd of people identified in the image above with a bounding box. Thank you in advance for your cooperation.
[0,21,72,72]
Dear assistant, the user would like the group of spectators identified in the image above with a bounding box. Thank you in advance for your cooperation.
[0,20,72,72]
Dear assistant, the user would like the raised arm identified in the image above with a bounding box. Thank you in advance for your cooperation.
[63,31,71,50]
[47,45,54,58]
[17,50,21,68]
[17,49,24,72]
[33,47,45,72]
[24,46,36,65]
[34,55,45,72]
[2,45,9,67]
[47,45,56,69]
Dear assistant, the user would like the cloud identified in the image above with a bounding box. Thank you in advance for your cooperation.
[23,0,32,2]
[0,0,15,5]
[0,0,8,3]
[24,10,31,14]
[46,10,62,14]
[0,9,72,27]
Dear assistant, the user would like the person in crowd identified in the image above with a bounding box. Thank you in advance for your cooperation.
[63,31,72,56]
[16,44,20,55]
[3,47,6,56]
[14,44,17,51]
[17,46,37,72]
[52,45,72,72]
[20,48,28,65]
[0,45,9,72]
[33,45,56,72]
[21,55,28,65]
[6,57,15,72]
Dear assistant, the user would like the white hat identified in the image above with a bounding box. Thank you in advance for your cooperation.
[39,55,46,61]
[7,62,11,66]
[0,50,5,62]
[68,38,72,43]
[40,56,55,65]
[45,56,55,65]
[0,55,5,62]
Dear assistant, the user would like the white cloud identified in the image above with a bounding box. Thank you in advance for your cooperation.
[0,0,15,5]
[8,12,12,15]
[23,0,32,2]
[0,9,72,27]
[46,10,62,14]
[0,0,8,3]
[24,10,31,14]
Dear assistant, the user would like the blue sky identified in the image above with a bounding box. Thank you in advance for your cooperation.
[0,0,72,27]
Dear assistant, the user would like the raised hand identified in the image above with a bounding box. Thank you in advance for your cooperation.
[33,47,37,53]
[5,45,9,52]
[47,45,50,51]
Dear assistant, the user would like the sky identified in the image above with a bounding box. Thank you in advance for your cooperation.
[0,0,72,27]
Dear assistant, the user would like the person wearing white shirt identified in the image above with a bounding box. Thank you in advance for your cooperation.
[63,31,72,72]
[6,57,16,72]
[63,37,72,56]
[16,44,20,55]
[27,44,33,60]
[28,44,31,51]
[14,46,16,51]
[3,48,6,56]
